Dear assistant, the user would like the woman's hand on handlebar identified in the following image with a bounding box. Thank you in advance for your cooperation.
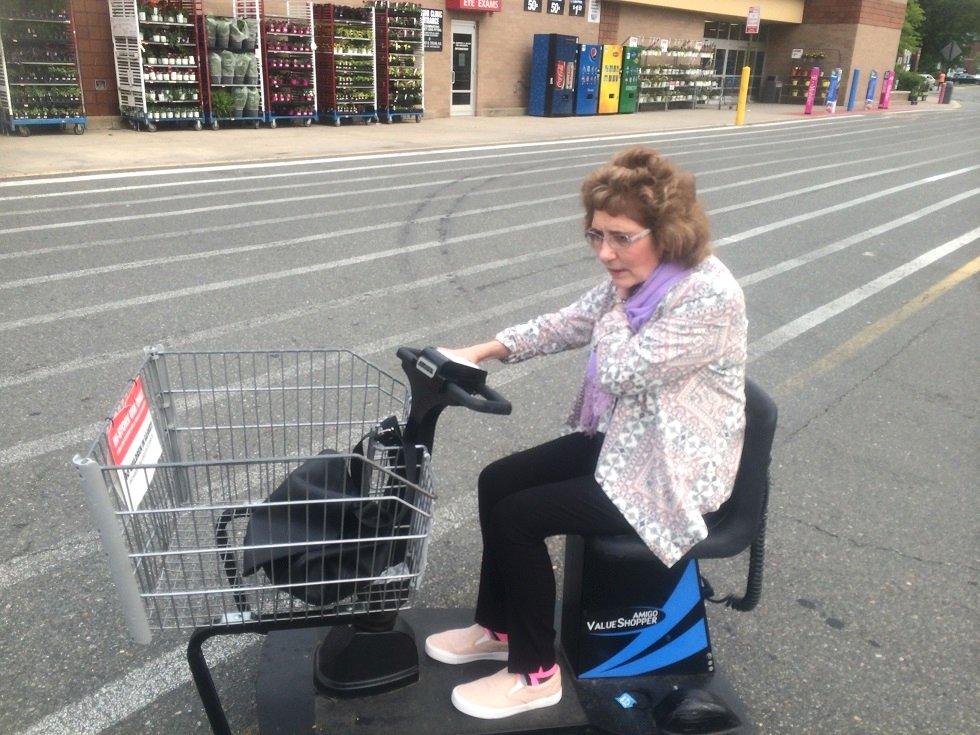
[441,341,510,365]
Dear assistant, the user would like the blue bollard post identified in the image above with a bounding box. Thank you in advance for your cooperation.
[846,69,860,111]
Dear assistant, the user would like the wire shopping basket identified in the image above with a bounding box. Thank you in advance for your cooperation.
[75,347,435,645]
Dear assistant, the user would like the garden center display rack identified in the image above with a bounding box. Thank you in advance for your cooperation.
[313,3,378,126]
[369,0,423,124]
[0,0,87,136]
[202,1,266,129]
[261,2,317,127]
[786,65,830,105]
[637,38,715,112]
[108,0,205,131]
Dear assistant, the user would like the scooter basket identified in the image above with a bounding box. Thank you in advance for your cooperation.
[75,349,434,640]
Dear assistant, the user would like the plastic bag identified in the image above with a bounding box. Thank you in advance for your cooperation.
[233,53,250,85]
[206,17,217,49]
[244,19,259,52]
[244,55,258,85]
[228,19,248,52]
[209,52,222,85]
[243,89,260,118]
[214,18,231,51]
[232,87,249,118]
[220,50,236,85]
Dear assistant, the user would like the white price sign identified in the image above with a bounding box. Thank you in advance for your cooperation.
[107,377,163,511]
[586,0,601,24]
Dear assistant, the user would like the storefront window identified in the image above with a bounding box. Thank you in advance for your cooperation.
[703,21,768,44]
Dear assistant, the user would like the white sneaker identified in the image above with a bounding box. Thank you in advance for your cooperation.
[424,624,508,664]
[451,666,562,719]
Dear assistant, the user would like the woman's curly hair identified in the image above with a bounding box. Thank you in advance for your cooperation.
[581,146,711,267]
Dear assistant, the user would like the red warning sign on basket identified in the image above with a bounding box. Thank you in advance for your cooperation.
[107,376,163,510]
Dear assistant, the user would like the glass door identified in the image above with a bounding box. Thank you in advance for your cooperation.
[451,21,476,116]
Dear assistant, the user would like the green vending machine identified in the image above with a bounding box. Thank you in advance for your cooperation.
[619,46,641,113]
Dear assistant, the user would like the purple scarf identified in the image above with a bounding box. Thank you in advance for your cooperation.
[579,262,692,434]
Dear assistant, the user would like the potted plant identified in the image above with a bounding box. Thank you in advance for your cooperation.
[210,89,234,120]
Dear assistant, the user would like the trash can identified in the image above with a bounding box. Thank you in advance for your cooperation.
[941,81,954,103]
[762,75,780,103]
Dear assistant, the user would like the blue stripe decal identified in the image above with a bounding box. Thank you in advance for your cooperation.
[581,560,702,678]
[589,618,709,677]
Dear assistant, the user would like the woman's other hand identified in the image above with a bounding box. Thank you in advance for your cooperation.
[441,341,510,365]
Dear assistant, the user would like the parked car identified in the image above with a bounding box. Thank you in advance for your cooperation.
[951,72,979,84]
[919,73,936,89]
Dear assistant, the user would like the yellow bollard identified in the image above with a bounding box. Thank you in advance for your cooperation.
[735,66,751,126]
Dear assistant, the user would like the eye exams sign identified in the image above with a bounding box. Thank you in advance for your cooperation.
[445,0,502,11]
[107,377,162,510]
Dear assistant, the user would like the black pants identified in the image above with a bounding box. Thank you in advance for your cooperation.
[473,432,636,673]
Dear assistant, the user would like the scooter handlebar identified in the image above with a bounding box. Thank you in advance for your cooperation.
[445,381,512,415]
[396,346,512,416]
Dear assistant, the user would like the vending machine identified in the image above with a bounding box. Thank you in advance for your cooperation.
[575,44,601,115]
[598,44,623,114]
[527,33,579,117]
[618,45,641,113]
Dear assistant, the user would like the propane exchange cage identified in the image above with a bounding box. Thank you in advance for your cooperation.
[75,347,436,650]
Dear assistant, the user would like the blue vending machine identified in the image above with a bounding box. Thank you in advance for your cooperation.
[528,33,579,117]
[575,44,601,115]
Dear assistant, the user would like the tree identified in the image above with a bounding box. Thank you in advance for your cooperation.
[917,0,980,71]
[900,0,925,53]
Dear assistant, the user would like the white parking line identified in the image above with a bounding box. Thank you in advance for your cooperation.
[738,189,980,287]
[748,226,980,360]
[0,118,920,215]
[0,127,913,235]
[3,162,974,337]
[0,127,916,263]
[17,634,258,735]
[0,116,862,190]
[715,165,980,246]
[3,143,951,291]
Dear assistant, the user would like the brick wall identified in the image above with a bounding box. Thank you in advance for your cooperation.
[60,0,908,123]
[767,19,900,105]
[73,0,119,117]
[804,0,906,30]
[597,2,619,45]
[614,3,702,45]
[435,3,599,117]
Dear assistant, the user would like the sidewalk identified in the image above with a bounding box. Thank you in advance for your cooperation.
[0,97,957,179]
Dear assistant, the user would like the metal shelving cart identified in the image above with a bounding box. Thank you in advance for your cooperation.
[314,3,377,126]
[0,0,87,137]
[202,0,266,129]
[637,38,715,112]
[369,0,422,124]
[261,1,316,127]
[108,0,205,132]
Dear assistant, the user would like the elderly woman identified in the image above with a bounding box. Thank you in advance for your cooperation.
[425,146,748,720]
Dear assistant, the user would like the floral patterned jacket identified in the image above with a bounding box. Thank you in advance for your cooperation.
[495,255,747,567]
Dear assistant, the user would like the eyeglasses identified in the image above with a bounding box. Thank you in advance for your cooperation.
[584,227,651,250]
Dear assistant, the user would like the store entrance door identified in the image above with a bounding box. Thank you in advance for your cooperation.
[451,21,476,116]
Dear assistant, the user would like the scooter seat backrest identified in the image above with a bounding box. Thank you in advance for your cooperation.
[688,378,777,559]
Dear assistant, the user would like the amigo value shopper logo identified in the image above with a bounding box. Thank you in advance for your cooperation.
[585,607,665,636]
